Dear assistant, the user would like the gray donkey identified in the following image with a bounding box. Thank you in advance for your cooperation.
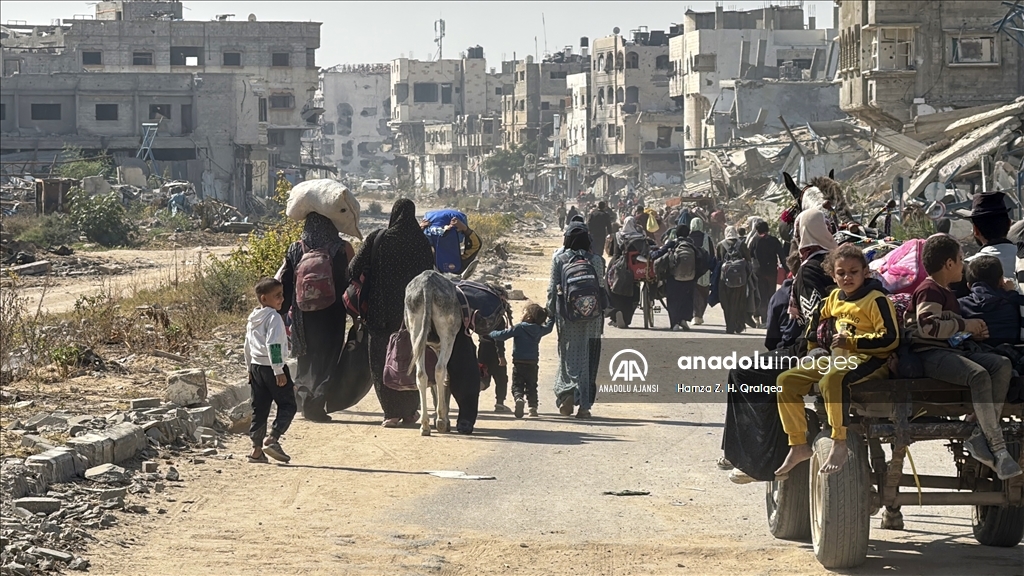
[404,265,476,436]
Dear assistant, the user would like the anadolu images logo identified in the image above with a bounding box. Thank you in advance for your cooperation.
[609,349,648,382]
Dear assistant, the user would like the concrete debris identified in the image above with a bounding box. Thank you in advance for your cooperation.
[4,261,52,277]
[164,369,208,407]
[83,464,126,484]
[12,497,62,515]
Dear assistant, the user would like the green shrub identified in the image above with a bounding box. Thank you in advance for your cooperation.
[198,258,254,313]
[55,147,111,181]
[367,201,383,215]
[15,214,78,247]
[69,190,137,247]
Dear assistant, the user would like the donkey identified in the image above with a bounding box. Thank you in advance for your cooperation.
[403,259,480,436]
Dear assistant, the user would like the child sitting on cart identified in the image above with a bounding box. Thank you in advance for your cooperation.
[775,244,900,477]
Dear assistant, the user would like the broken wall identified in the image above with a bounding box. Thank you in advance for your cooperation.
[322,68,395,176]
[730,79,844,133]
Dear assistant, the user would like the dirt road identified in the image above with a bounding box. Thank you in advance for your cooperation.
[20,246,236,315]
[86,229,1021,575]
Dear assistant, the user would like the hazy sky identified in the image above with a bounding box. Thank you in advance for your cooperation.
[2,1,837,66]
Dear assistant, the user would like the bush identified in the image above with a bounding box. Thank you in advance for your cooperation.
[467,212,515,249]
[13,214,78,248]
[197,258,253,313]
[367,201,383,215]
[55,147,111,181]
[69,190,137,247]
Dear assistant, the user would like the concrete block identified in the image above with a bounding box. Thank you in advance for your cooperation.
[84,463,126,483]
[20,434,56,453]
[129,397,162,410]
[80,175,111,196]
[8,261,51,276]
[118,166,147,187]
[142,461,158,473]
[226,399,252,434]
[30,547,74,563]
[507,289,526,300]
[24,448,84,485]
[165,369,207,407]
[83,486,127,501]
[67,415,94,427]
[24,413,67,431]
[103,422,146,463]
[187,406,216,428]
[97,264,123,275]
[192,426,218,443]
[13,497,61,515]
[66,433,115,467]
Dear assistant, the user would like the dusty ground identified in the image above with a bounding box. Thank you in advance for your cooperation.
[75,226,1022,576]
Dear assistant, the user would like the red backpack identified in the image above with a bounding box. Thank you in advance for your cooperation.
[295,241,339,312]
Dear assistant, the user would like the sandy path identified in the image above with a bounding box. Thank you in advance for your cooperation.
[85,228,1022,575]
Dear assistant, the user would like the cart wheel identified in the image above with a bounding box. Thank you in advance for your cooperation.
[640,282,653,328]
[810,430,870,569]
[973,439,1024,547]
[766,408,819,541]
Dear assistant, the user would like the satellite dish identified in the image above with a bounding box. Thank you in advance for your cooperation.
[613,27,620,34]
[248,13,257,22]
[923,182,946,203]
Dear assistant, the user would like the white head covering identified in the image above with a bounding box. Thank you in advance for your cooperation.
[801,186,825,213]
[616,216,646,244]
[795,208,838,251]
[724,225,739,240]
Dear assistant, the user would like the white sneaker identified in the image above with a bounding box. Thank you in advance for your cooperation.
[679,321,690,331]
[693,317,704,326]
[728,469,756,485]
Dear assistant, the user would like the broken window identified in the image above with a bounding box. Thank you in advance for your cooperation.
[517,100,525,111]
[394,83,409,103]
[657,126,672,148]
[616,87,624,103]
[440,83,452,104]
[597,88,605,107]
[170,47,203,66]
[483,120,493,134]
[872,28,914,70]
[267,131,286,146]
[82,51,102,65]
[31,104,61,120]
[607,123,615,137]
[655,55,669,70]
[259,98,268,122]
[950,35,997,65]
[625,86,639,105]
[4,59,20,76]
[604,53,614,73]
[181,104,193,134]
[0,104,5,121]
[306,48,316,68]
[223,52,242,66]
[322,139,334,155]
[360,107,377,117]
[322,122,335,135]
[616,51,624,71]
[625,52,639,69]
[133,52,153,66]
[340,141,353,164]
[149,104,171,120]
[269,94,294,109]
[541,101,550,111]
[272,52,290,67]
[549,70,568,80]
[336,103,353,136]
[494,87,502,95]
[413,83,438,103]
[95,104,118,121]
[692,54,716,72]
[597,54,605,71]
[615,125,622,140]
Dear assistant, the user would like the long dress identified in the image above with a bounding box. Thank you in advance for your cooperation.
[651,241,695,327]
[549,249,606,410]
[716,238,752,334]
[348,200,435,420]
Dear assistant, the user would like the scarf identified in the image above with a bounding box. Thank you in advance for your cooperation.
[795,208,838,252]
[724,225,739,240]
[300,212,340,249]
[616,216,646,245]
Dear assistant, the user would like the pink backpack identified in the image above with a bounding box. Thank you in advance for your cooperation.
[383,326,437,391]
[873,238,927,295]
[294,242,338,312]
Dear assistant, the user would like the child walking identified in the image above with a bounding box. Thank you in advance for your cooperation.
[776,244,899,476]
[489,304,556,418]
[244,278,297,463]
[909,235,1022,480]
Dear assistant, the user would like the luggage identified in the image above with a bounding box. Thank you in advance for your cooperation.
[425,226,464,274]
[607,254,635,297]
[720,240,750,289]
[670,243,697,281]
[343,230,383,318]
[424,209,468,229]
[325,323,374,413]
[455,280,512,335]
[559,250,604,321]
[294,241,340,312]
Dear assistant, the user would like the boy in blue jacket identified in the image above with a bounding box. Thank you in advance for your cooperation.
[489,303,555,418]
[959,255,1024,345]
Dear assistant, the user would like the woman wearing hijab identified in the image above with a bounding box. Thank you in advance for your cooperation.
[652,224,698,330]
[280,212,355,422]
[348,199,435,428]
[689,217,714,325]
[607,216,650,328]
[788,208,838,326]
[549,223,607,418]
[715,226,753,334]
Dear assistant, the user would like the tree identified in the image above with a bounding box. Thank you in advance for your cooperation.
[482,141,533,185]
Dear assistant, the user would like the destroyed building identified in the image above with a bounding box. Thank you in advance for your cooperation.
[670,4,836,152]
[0,0,321,209]
[501,48,589,148]
[318,64,395,177]
[389,48,512,192]
[837,0,1024,129]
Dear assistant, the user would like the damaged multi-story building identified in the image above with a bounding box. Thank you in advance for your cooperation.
[837,0,1024,129]
[501,46,590,149]
[0,0,321,208]
[388,49,513,192]
[670,4,837,152]
[317,63,395,178]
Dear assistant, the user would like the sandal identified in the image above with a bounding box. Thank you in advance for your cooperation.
[401,411,420,425]
[382,418,401,428]
[247,453,268,464]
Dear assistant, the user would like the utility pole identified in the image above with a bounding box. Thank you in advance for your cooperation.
[434,19,445,60]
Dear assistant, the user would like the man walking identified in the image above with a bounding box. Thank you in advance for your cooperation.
[748,220,787,328]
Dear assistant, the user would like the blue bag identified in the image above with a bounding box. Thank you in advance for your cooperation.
[425,226,463,274]
[424,209,468,230]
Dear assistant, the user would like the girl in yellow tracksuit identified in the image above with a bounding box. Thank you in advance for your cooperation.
[775,244,900,476]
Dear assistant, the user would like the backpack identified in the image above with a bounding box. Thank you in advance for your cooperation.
[872,238,927,295]
[425,226,463,274]
[720,240,750,289]
[607,254,635,296]
[295,241,340,312]
[383,326,438,391]
[671,243,697,281]
[559,250,604,321]
[424,209,468,229]
[454,280,513,335]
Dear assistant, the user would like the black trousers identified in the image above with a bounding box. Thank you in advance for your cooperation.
[448,329,481,431]
[477,339,509,403]
[249,364,298,447]
[755,273,776,323]
[511,361,539,407]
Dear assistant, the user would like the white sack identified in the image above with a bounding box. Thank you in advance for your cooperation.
[285,179,362,239]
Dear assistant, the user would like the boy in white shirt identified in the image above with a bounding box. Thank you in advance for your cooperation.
[244,278,297,463]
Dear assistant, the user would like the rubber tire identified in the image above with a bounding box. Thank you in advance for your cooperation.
[640,282,653,328]
[810,430,871,569]
[765,409,820,541]
[973,440,1024,547]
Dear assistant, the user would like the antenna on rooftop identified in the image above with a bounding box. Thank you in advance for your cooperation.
[542,13,548,57]
[434,19,446,60]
